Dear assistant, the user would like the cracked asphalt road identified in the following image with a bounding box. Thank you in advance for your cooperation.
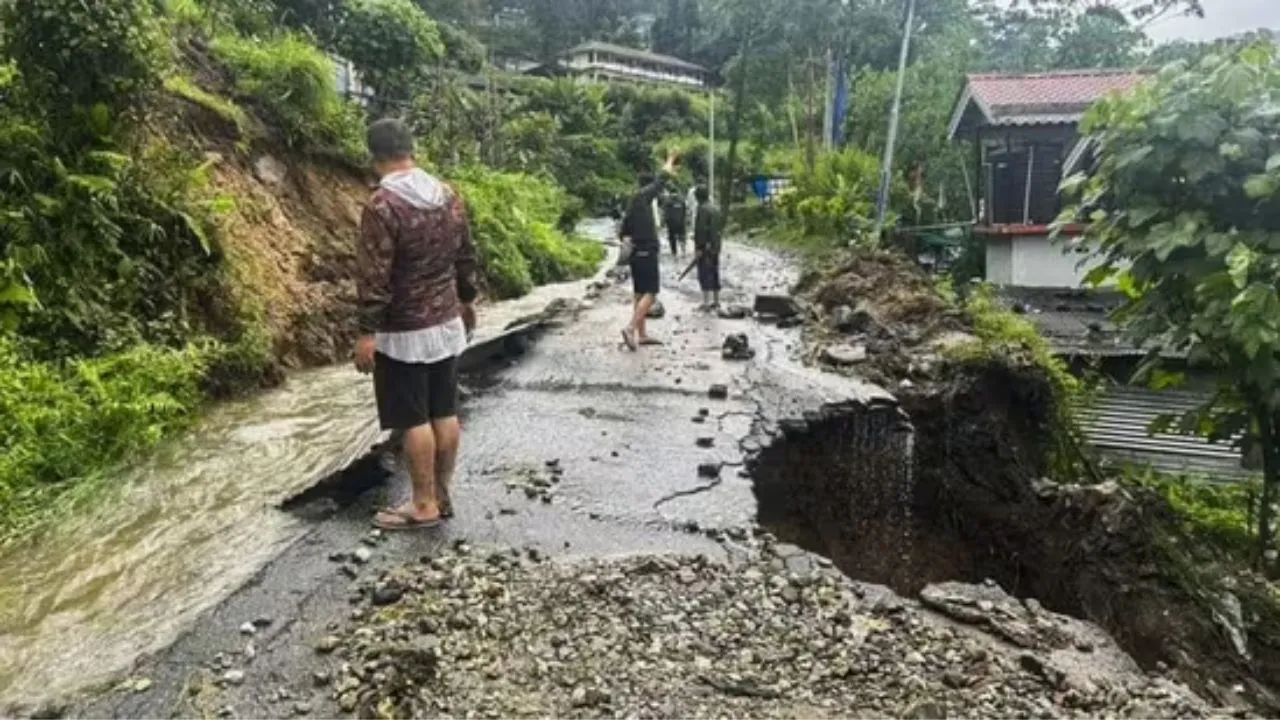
[76,242,890,719]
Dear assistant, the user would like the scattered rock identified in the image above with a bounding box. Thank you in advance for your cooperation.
[697,463,721,479]
[708,384,729,400]
[296,548,1216,720]
[314,636,340,654]
[244,642,256,661]
[696,437,715,448]
[822,343,868,366]
[222,670,246,687]
[292,702,312,716]
[717,304,750,320]
[371,582,405,607]
[647,300,666,319]
[238,621,256,636]
[252,154,288,187]
[28,701,68,720]
[312,670,331,687]
[352,547,372,565]
[753,294,801,318]
[252,617,273,629]
[721,333,755,361]
[902,700,947,719]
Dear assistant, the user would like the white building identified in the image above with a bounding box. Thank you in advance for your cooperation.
[535,41,708,89]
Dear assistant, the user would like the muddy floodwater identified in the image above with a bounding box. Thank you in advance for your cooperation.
[0,221,616,708]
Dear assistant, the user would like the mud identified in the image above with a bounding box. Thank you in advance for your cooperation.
[749,353,1280,714]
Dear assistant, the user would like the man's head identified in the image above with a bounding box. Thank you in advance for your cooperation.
[367,118,416,176]
[695,185,709,204]
[637,172,654,189]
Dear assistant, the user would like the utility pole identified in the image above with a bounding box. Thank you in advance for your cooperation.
[874,0,917,229]
[709,91,716,204]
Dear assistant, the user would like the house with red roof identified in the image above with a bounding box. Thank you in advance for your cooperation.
[947,69,1149,288]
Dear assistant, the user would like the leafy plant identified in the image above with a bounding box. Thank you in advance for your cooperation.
[0,338,211,541]
[328,0,443,102]
[773,147,888,245]
[211,32,366,156]
[1,0,167,129]
[1061,41,1280,565]
[451,166,605,299]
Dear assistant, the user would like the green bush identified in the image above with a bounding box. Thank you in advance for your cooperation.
[211,32,365,155]
[451,166,605,299]
[329,0,443,101]
[0,112,236,358]
[775,147,884,244]
[0,338,210,540]
[1,0,166,125]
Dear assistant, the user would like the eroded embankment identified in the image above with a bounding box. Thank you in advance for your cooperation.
[748,358,1280,713]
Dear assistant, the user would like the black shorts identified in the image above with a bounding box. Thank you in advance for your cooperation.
[697,254,721,292]
[373,352,459,430]
[630,250,660,296]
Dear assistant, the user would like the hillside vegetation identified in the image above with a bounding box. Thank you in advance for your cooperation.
[0,0,652,542]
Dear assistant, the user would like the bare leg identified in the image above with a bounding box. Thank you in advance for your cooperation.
[632,293,655,341]
[432,416,461,516]
[377,423,439,524]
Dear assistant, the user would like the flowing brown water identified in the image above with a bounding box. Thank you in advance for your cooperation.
[0,221,616,708]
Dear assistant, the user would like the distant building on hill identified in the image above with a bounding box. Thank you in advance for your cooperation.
[527,41,709,89]
[947,68,1149,288]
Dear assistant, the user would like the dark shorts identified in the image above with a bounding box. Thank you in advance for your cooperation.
[630,250,660,296]
[373,352,459,430]
[697,254,721,292]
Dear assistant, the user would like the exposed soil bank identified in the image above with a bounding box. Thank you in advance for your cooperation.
[749,358,1280,713]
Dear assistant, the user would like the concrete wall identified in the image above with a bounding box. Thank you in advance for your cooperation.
[985,234,1105,288]
[986,236,1014,285]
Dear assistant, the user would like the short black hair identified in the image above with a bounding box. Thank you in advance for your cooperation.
[367,118,414,162]
[695,185,709,204]
[637,172,654,188]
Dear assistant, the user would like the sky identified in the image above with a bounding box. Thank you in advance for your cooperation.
[1147,0,1280,43]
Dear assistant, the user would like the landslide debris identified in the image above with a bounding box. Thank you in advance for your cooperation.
[306,542,1216,719]
[797,249,968,387]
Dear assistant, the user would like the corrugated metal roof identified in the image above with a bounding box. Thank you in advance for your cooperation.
[1078,386,1254,483]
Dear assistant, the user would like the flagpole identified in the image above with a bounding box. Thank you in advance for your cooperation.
[874,0,917,230]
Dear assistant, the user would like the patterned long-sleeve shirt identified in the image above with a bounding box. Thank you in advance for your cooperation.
[355,172,478,338]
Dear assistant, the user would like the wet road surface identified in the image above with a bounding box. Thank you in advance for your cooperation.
[65,239,889,718]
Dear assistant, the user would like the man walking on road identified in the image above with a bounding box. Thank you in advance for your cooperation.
[693,185,722,310]
[619,150,679,350]
[663,189,687,258]
[354,118,478,531]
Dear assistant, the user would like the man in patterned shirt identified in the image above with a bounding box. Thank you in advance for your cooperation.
[354,118,478,530]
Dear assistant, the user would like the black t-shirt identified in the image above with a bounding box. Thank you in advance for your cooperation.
[620,176,666,252]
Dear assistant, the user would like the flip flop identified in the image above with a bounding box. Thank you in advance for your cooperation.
[621,327,638,351]
[373,507,441,531]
